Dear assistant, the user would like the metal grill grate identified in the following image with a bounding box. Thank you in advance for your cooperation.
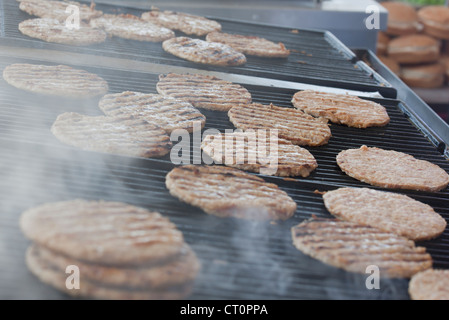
[0,55,448,299]
[0,0,396,98]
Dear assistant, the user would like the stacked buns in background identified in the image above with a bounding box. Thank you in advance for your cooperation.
[377,1,449,88]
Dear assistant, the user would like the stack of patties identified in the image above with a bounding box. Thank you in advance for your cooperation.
[20,200,200,300]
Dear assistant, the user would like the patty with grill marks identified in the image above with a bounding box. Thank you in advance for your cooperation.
[89,14,175,42]
[228,103,331,146]
[337,145,449,192]
[19,18,107,46]
[323,187,446,241]
[99,91,205,133]
[141,10,221,36]
[19,0,102,21]
[291,90,390,128]
[201,132,318,177]
[3,64,109,98]
[26,245,195,300]
[162,37,247,66]
[20,200,185,266]
[157,73,252,111]
[409,269,449,300]
[291,219,432,278]
[32,244,200,289]
[206,32,290,58]
[51,113,172,158]
[166,165,297,221]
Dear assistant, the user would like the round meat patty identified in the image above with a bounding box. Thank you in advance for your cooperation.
[19,0,102,21]
[291,90,390,128]
[291,219,432,278]
[201,131,318,177]
[20,200,185,266]
[409,269,449,300]
[141,10,221,36]
[323,187,446,241]
[166,165,297,221]
[19,18,107,46]
[51,113,172,158]
[89,14,175,42]
[156,73,252,111]
[228,103,331,147]
[206,32,290,58]
[162,37,247,66]
[99,91,205,133]
[26,245,194,300]
[337,145,449,192]
[3,63,109,98]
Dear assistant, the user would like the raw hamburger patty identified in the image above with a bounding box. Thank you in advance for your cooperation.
[337,145,449,192]
[3,63,109,98]
[33,244,200,289]
[26,246,194,300]
[291,90,390,128]
[20,200,185,266]
[19,18,107,46]
[323,187,447,241]
[166,165,297,221]
[228,103,331,146]
[141,10,221,36]
[89,14,175,42]
[162,37,247,66]
[99,91,205,133]
[201,131,318,177]
[51,113,172,158]
[409,269,449,300]
[291,219,432,278]
[205,32,290,58]
[19,0,102,21]
[156,73,252,111]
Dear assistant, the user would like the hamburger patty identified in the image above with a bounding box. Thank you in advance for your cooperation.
[141,10,221,36]
[157,73,252,111]
[20,200,185,266]
[291,90,390,128]
[201,131,318,177]
[19,0,102,21]
[51,113,172,158]
[99,91,205,133]
[323,187,446,241]
[337,145,449,192]
[166,165,297,221]
[162,37,247,66]
[228,103,331,146]
[291,219,432,278]
[19,18,107,46]
[409,269,449,300]
[89,14,175,42]
[206,32,290,58]
[3,63,109,98]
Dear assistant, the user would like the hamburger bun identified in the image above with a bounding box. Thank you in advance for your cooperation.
[388,34,440,65]
[382,2,420,36]
[401,63,445,88]
[418,6,449,40]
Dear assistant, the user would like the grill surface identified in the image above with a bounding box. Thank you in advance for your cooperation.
[0,54,448,299]
[0,0,396,98]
